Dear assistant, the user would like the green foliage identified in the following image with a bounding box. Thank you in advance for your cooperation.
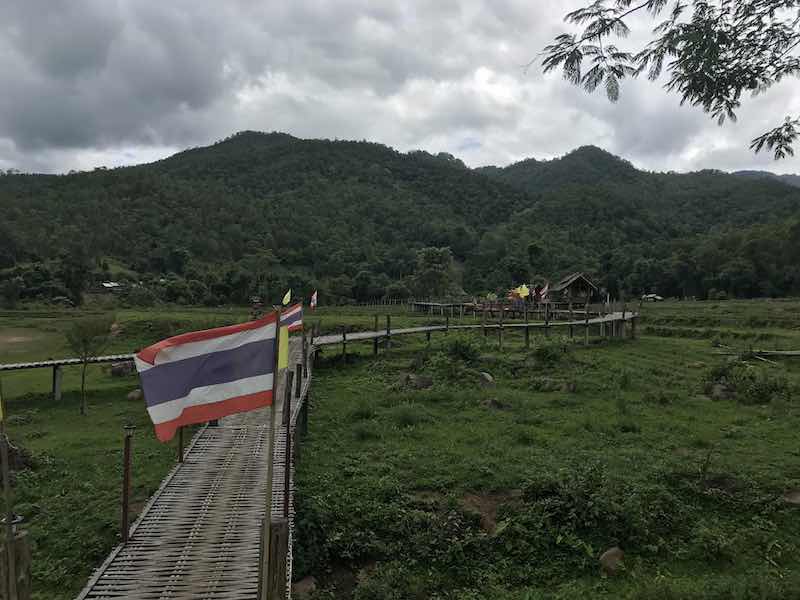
[704,360,793,405]
[441,334,482,364]
[543,1,800,159]
[65,314,115,415]
[4,133,800,306]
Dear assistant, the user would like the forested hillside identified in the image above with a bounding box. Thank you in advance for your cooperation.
[1,131,800,306]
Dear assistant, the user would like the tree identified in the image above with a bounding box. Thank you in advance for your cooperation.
[542,1,800,158]
[58,246,91,306]
[412,247,456,298]
[0,277,22,308]
[66,315,114,416]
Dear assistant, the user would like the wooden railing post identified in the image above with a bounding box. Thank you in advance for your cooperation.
[51,366,62,402]
[0,531,30,600]
[373,315,379,356]
[121,425,135,545]
[524,306,530,349]
[177,426,184,464]
[259,517,289,600]
[584,299,590,346]
[446,314,450,335]
[294,364,302,400]
[498,308,504,350]
[386,315,392,351]
[341,328,347,363]
[545,303,550,338]
[301,332,308,377]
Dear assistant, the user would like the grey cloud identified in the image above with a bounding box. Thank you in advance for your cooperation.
[0,0,799,175]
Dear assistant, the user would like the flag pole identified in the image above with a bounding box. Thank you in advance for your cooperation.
[262,307,281,593]
[0,378,17,600]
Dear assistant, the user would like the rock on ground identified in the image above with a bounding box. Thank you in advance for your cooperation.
[127,389,143,402]
[292,576,317,598]
[599,546,624,575]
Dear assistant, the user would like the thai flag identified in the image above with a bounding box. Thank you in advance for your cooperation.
[281,302,303,332]
[134,314,277,442]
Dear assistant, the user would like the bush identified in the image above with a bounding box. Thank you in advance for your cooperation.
[704,360,793,404]
[389,403,427,428]
[529,336,569,365]
[441,334,482,363]
[349,401,376,422]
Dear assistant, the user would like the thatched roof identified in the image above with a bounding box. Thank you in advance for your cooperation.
[551,272,598,293]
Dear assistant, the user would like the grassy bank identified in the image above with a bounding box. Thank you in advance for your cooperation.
[294,303,800,598]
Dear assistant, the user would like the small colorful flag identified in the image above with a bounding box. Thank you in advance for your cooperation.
[277,302,303,369]
[310,290,318,310]
[282,289,292,305]
[519,284,530,298]
[277,325,290,369]
[540,283,549,301]
[280,302,303,332]
[134,314,278,442]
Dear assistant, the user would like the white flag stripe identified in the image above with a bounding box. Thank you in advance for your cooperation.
[136,322,277,372]
[146,374,274,425]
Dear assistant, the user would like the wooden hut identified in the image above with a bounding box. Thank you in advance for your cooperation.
[551,272,598,304]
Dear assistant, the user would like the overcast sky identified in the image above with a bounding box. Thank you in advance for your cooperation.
[2,0,799,175]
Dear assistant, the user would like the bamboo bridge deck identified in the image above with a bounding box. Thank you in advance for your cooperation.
[75,344,304,600]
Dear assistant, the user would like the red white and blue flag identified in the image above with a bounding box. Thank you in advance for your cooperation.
[280,302,303,332]
[134,313,278,442]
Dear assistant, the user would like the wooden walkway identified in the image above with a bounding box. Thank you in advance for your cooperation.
[58,311,635,599]
[76,344,306,600]
[312,311,637,346]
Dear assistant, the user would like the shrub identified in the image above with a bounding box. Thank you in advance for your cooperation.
[703,360,793,405]
[442,334,482,364]
[530,337,569,365]
[389,403,427,428]
[349,401,376,422]
[353,422,381,442]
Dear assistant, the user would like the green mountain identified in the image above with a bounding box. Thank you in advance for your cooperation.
[2,131,800,305]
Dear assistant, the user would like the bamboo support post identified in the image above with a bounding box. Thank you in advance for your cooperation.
[283,372,294,519]
[51,366,62,402]
[177,426,184,464]
[584,299,590,346]
[301,332,308,377]
[121,425,135,544]
[524,306,530,349]
[260,517,289,600]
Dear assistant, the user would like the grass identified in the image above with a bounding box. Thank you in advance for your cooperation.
[294,300,800,599]
[2,299,800,598]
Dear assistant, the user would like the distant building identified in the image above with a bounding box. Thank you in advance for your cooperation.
[551,272,598,302]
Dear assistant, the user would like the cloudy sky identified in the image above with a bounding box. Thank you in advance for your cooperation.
[2,0,799,174]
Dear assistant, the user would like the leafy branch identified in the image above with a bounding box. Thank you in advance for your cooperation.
[540,0,800,158]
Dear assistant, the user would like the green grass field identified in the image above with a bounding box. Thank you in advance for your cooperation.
[293,301,800,599]
[1,301,799,599]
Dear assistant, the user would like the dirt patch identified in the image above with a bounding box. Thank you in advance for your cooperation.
[461,491,521,534]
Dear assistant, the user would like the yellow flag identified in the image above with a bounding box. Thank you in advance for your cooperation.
[277,326,289,369]
[519,284,530,298]
[282,289,292,305]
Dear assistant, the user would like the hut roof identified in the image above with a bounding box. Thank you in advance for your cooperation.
[551,272,598,293]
